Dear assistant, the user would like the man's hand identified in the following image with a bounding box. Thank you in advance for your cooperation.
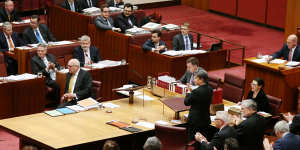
[195,132,207,143]
[158,45,166,50]
[283,112,294,123]
[263,138,273,150]
[231,115,242,125]
[113,28,121,32]
[187,83,192,92]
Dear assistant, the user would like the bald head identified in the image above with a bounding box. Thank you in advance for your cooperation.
[67,59,80,74]
[287,34,298,49]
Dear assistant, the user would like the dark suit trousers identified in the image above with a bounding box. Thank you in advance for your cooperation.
[57,99,77,108]
[188,124,218,142]
[6,56,18,75]
[47,80,61,103]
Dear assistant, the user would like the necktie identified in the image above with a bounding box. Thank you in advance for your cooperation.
[106,19,111,27]
[189,73,195,85]
[8,14,11,22]
[84,51,90,65]
[68,75,75,101]
[185,36,190,50]
[35,30,44,43]
[88,0,92,7]
[70,2,75,12]
[7,36,14,49]
[288,49,293,61]
[128,18,133,27]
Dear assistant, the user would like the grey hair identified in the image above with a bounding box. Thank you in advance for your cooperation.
[287,34,298,42]
[143,136,161,150]
[2,22,12,30]
[5,0,13,5]
[195,70,208,82]
[68,58,80,67]
[216,111,230,124]
[274,120,289,134]
[79,35,91,42]
[241,99,257,111]
[37,43,48,49]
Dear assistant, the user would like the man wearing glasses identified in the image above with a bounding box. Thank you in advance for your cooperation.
[114,3,138,33]
[94,4,121,32]
[59,59,93,107]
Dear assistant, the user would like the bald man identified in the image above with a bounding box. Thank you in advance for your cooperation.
[271,34,300,62]
[0,0,21,22]
[59,59,93,107]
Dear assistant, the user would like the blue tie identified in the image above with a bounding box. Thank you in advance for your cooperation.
[70,2,75,12]
[185,36,190,50]
[35,30,44,43]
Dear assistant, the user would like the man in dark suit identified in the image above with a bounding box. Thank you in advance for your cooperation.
[60,59,93,107]
[142,30,167,52]
[195,111,237,150]
[184,70,213,142]
[106,0,124,7]
[271,34,300,62]
[61,0,81,12]
[232,99,265,150]
[0,0,21,22]
[114,3,138,33]
[180,57,205,85]
[172,22,193,51]
[94,4,121,32]
[22,15,56,44]
[0,22,24,75]
[31,44,61,102]
[73,35,101,67]
[79,0,99,9]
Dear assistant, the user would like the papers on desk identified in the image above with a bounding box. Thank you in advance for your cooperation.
[162,50,207,56]
[90,60,122,69]
[77,98,101,110]
[59,68,69,74]
[48,41,75,46]
[125,27,151,35]
[135,95,155,101]
[82,7,101,14]
[142,22,161,31]
[66,105,87,112]
[251,59,267,63]
[161,24,179,30]
[0,23,3,26]
[270,59,286,64]
[136,121,155,129]
[155,120,169,125]
[102,102,120,109]
[285,61,300,67]
[28,44,39,48]
[56,107,76,115]
[44,110,64,117]
[158,75,176,84]
[16,46,31,50]
[12,19,30,24]
[5,73,37,81]
[109,7,122,12]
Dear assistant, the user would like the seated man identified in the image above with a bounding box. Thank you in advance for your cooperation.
[232,99,265,150]
[31,44,61,103]
[22,15,56,44]
[0,22,24,75]
[60,59,93,107]
[143,136,162,150]
[180,57,205,85]
[73,35,101,67]
[264,120,300,150]
[106,0,124,7]
[79,0,99,9]
[195,111,237,150]
[172,22,193,51]
[61,0,81,12]
[142,30,166,53]
[114,3,138,33]
[94,4,121,32]
[0,0,21,22]
[271,34,300,61]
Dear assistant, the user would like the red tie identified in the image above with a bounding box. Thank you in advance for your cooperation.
[288,49,293,61]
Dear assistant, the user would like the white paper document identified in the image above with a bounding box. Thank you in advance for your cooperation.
[91,60,121,68]
[48,41,75,46]
[102,102,120,109]
[16,46,32,50]
[251,59,267,63]
[155,120,169,125]
[5,73,37,81]
[270,59,286,64]
[117,90,142,96]
[66,105,86,112]
[162,50,207,56]
[136,121,155,129]
[285,61,300,67]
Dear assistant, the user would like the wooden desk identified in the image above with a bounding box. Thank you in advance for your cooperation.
[0,77,46,119]
[244,57,300,112]
[128,44,227,85]
[56,64,129,101]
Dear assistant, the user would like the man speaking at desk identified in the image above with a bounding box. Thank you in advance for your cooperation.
[59,59,93,107]
[114,3,138,33]
[180,57,205,85]
[270,34,300,62]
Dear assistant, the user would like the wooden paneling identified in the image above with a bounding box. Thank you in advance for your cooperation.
[266,0,287,28]
[181,0,209,10]
[238,0,267,24]
[209,0,237,16]
[284,0,300,40]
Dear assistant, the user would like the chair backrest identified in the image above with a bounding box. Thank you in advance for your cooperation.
[0,53,7,76]
[297,27,300,45]
[155,124,187,150]
[208,74,221,89]
[222,72,245,103]
[266,94,282,115]
[92,80,102,101]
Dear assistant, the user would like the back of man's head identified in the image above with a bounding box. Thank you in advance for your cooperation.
[274,120,289,136]
[143,136,161,150]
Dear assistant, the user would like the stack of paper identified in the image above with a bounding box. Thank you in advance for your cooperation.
[142,22,161,31]
[158,75,176,84]
[56,108,76,115]
[270,59,286,64]
[162,24,179,30]
[162,50,207,56]
[77,98,100,110]
[5,73,37,81]
[125,27,151,35]
[16,46,31,50]
[44,110,64,117]
[136,121,155,129]
[251,59,267,63]
[109,7,122,12]
[102,102,120,108]
[91,60,122,69]
[285,61,300,67]
[48,41,74,46]
[66,105,86,112]
[82,7,101,14]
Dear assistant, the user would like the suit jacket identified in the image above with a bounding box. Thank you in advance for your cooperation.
[235,113,265,150]
[272,44,300,61]
[73,46,101,67]
[30,54,60,85]
[94,16,114,30]
[273,133,300,150]
[0,32,24,52]
[247,89,271,113]
[22,24,56,44]
[184,84,212,126]
[180,67,205,84]
[199,125,237,150]
[114,13,139,33]
[172,33,193,51]
[142,39,166,51]
[64,69,93,101]
[106,0,124,7]
[61,0,81,12]
[0,7,21,22]
[79,0,99,9]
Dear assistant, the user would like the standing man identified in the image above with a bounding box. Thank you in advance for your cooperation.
[114,3,138,33]
[31,44,61,103]
[73,35,101,67]
[184,70,213,141]
[60,59,93,107]
[0,0,21,22]
[61,0,81,12]
[180,57,205,85]
[271,34,300,62]
[172,22,194,51]
[0,22,24,75]
[142,30,166,52]
[22,15,56,44]
[94,4,121,32]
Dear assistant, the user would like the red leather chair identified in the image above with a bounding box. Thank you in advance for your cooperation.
[0,53,7,77]
[267,95,282,116]
[222,72,245,103]
[155,124,190,150]
[208,75,221,89]
[92,80,102,102]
